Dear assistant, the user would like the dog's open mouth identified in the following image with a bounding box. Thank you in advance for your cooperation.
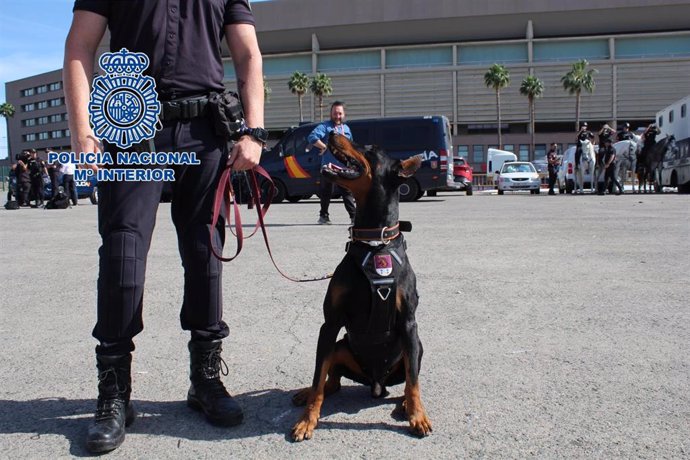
[321,156,363,180]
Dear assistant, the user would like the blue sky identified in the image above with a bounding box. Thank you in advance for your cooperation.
[0,0,270,159]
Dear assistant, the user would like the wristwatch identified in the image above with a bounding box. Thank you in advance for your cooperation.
[240,126,269,144]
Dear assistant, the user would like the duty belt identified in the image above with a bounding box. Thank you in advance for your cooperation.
[161,96,209,122]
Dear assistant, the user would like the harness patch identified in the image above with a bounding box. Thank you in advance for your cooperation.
[374,254,393,276]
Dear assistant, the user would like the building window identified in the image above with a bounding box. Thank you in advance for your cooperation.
[51,130,63,138]
[318,51,380,72]
[24,133,37,141]
[456,145,469,159]
[50,114,62,123]
[37,85,48,94]
[37,100,48,109]
[23,103,35,112]
[503,144,514,152]
[64,129,70,138]
[260,55,312,77]
[535,144,547,160]
[615,36,690,59]
[23,119,36,127]
[669,110,674,123]
[22,88,35,97]
[49,98,63,107]
[386,47,453,69]
[459,43,528,64]
[37,116,49,125]
[39,132,49,140]
[518,144,529,161]
[534,39,608,62]
[472,145,484,164]
[49,82,62,91]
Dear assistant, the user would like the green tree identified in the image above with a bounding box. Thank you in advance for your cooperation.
[484,64,510,148]
[561,59,597,131]
[288,71,310,122]
[263,75,272,103]
[310,73,333,121]
[0,102,16,159]
[519,74,544,158]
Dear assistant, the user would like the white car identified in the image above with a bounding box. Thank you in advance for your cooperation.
[496,161,541,195]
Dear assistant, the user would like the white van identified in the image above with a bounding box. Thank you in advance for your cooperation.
[486,148,517,184]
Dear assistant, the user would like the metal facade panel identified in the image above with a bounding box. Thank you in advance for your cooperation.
[456,66,530,123]
[384,71,453,118]
[323,74,381,120]
[617,61,690,119]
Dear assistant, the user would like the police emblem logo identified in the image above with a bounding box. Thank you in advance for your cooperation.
[89,48,161,149]
[374,254,393,277]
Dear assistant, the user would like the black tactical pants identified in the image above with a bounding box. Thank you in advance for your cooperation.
[93,117,230,350]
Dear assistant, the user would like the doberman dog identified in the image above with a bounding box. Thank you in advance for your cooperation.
[291,133,432,441]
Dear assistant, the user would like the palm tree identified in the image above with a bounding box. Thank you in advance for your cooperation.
[288,71,309,122]
[0,102,16,159]
[310,73,333,121]
[263,75,272,103]
[519,74,544,158]
[561,59,597,131]
[484,64,510,148]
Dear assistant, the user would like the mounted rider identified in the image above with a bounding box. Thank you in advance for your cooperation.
[616,122,635,141]
[598,123,615,149]
[575,122,594,169]
[641,123,661,152]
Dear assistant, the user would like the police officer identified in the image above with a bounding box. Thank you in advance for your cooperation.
[642,123,661,151]
[617,122,634,141]
[15,150,31,206]
[546,143,560,195]
[46,148,61,199]
[577,122,594,143]
[597,123,615,149]
[600,138,622,195]
[65,0,264,453]
[28,149,47,207]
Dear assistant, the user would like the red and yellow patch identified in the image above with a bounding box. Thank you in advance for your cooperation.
[284,156,310,179]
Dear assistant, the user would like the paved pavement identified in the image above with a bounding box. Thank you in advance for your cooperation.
[1,191,688,458]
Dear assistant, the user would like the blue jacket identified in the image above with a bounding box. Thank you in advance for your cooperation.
[307,121,353,166]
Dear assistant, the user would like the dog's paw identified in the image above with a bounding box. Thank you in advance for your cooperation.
[291,418,317,442]
[291,388,311,406]
[408,412,433,437]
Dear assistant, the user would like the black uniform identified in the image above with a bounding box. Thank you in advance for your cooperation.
[15,157,31,206]
[617,129,634,141]
[600,144,622,195]
[546,147,559,194]
[28,157,46,206]
[598,127,615,149]
[74,0,256,351]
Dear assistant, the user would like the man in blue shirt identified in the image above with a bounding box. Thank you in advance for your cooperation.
[308,101,356,225]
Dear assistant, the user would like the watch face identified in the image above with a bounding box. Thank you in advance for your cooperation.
[252,128,269,142]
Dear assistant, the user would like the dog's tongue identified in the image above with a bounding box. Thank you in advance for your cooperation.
[327,162,345,172]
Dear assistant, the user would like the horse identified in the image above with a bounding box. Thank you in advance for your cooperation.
[638,135,675,193]
[574,138,596,193]
[613,138,640,193]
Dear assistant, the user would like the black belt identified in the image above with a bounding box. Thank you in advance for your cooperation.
[161,96,209,122]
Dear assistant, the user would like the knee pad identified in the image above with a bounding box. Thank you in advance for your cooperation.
[100,231,146,288]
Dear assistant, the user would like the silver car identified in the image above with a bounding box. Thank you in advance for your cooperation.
[496,161,541,195]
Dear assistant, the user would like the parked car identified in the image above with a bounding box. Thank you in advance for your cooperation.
[532,159,549,184]
[452,157,473,195]
[44,170,99,204]
[496,161,541,195]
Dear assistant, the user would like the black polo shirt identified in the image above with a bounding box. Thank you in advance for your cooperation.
[73,0,255,100]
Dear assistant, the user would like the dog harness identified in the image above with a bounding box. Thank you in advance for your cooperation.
[345,233,408,383]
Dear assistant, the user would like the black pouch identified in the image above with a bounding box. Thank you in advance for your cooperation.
[208,90,244,140]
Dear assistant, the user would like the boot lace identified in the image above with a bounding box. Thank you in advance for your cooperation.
[196,348,230,398]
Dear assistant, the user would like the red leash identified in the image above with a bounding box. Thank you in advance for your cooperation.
[210,165,332,282]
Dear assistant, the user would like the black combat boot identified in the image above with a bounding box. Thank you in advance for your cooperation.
[85,354,136,453]
[187,339,243,426]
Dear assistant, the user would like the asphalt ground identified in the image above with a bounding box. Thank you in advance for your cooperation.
[1,190,688,459]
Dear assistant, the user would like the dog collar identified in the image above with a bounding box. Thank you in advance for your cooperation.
[350,223,400,244]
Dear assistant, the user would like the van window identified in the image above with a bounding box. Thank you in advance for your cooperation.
[669,110,674,123]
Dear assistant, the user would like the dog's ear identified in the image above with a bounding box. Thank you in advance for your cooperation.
[399,155,422,178]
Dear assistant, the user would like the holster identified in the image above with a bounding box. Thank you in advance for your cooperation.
[208,90,244,140]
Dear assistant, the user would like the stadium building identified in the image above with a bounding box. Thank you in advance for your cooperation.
[5,0,690,171]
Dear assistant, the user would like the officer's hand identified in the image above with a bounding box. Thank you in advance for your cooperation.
[228,136,262,171]
[72,133,103,173]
